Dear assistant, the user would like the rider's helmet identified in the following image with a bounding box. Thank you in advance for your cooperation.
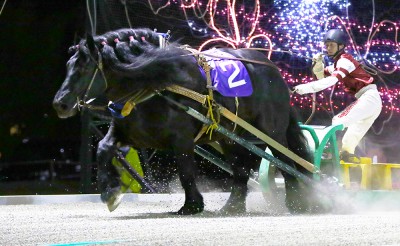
[323,29,348,45]
[323,29,348,58]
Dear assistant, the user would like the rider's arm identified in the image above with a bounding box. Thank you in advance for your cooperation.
[311,57,357,92]
[307,76,339,92]
[295,57,355,95]
[331,57,356,80]
[294,75,338,94]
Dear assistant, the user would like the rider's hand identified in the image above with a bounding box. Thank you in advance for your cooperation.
[294,83,315,95]
[312,53,325,80]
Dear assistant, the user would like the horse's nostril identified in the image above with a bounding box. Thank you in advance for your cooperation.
[54,101,69,112]
[53,99,76,118]
[59,104,69,111]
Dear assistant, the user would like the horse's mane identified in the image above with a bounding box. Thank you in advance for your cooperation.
[91,28,163,63]
[94,28,160,45]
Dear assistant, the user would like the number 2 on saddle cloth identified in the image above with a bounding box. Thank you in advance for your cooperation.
[201,49,253,97]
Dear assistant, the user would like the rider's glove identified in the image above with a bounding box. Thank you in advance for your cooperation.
[312,53,325,80]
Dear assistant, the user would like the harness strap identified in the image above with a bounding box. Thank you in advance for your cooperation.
[78,51,108,111]
[166,84,207,104]
[182,49,281,72]
[165,84,317,173]
[198,56,214,101]
[165,85,209,142]
[120,88,156,116]
[218,106,316,173]
[194,111,212,142]
[232,97,239,132]
[181,46,215,101]
[83,68,99,103]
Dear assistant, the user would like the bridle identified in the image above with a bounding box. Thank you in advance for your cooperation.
[76,44,159,116]
[76,47,109,111]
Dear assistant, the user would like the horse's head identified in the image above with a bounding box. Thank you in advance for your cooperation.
[53,34,105,118]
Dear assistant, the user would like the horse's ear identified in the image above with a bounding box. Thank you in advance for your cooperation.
[86,33,96,54]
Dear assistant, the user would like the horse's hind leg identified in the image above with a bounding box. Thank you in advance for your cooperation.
[173,146,204,215]
[269,144,311,214]
[97,124,122,211]
[219,142,253,214]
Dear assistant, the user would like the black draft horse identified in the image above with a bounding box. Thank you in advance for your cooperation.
[53,28,313,215]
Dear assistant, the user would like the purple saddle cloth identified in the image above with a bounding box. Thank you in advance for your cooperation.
[201,49,253,97]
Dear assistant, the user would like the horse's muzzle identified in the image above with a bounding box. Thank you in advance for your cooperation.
[53,98,77,118]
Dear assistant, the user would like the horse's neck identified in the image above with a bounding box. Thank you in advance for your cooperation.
[104,74,131,101]
[103,46,198,101]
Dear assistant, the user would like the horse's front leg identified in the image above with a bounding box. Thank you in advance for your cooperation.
[173,148,204,215]
[97,123,122,211]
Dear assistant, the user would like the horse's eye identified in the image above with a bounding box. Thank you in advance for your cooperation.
[77,58,95,75]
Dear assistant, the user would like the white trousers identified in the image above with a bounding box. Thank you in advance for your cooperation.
[332,84,382,154]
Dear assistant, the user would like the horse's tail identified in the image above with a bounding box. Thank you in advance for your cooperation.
[287,107,313,173]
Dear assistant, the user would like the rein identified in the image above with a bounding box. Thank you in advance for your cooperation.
[181,47,282,72]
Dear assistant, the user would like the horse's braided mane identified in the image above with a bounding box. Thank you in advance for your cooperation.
[69,28,161,55]
[87,28,188,83]
[93,28,160,47]
[68,28,191,92]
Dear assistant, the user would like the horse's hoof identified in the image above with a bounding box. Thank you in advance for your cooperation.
[105,188,124,212]
[219,203,246,215]
[107,193,123,212]
[285,194,309,214]
[173,202,204,215]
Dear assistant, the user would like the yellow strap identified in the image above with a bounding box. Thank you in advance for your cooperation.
[121,101,136,117]
[205,95,219,140]
[166,85,207,105]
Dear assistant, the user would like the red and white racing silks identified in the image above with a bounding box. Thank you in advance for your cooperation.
[294,51,383,154]
[327,54,374,95]
[327,53,382,154]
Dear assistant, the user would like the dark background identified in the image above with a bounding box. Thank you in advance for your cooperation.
[0,0,85,193]
[0,0,233,194]
[0,0,399,194]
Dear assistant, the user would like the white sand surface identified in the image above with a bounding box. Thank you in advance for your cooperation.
[1,192,400,246]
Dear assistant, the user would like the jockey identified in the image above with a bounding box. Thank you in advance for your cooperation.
[294,29,382,163]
